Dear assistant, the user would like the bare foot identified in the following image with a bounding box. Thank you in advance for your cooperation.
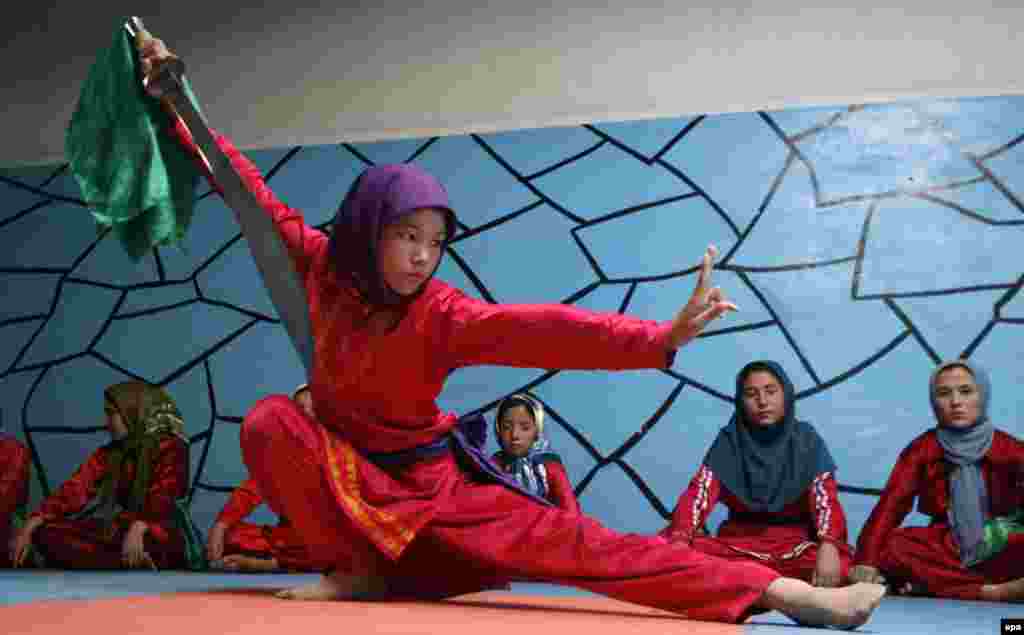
[761,578,886,630]
[981,577,1024,603]
[222,555,279,573]
[275,570,387,601]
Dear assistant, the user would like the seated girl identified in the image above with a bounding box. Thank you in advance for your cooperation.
[9,381,190,570]
[291,383,315,420]
[660,360,853,587]
[1,427,31,567]
[850,360,1024,602]
[491,393,580,514]
[206,384,319,573]
[206,476,319,572]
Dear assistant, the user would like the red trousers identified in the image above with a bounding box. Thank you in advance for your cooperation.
[690,534,852,584]
[880,525,1024,600]
[241,396,780,622]
[0,516,14,567]
[33,519,185,570]
[223,521,319,572]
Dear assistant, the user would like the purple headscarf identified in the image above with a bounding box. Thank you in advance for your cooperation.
[327,164,456,307]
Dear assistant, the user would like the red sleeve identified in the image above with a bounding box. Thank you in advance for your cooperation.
[169,119,327,281]
[808,471,849,546]
[31,448,108,521]
[661,465,720,544]
[543,461,580,515]
[216,477,265,526]
[0,440,31,517]
[987,433,1024,511]
[1005,434,1024,506]
[854,442,923,567]
[114,438,189,541]
[439,288,676,371]
[1012,434,1024,464]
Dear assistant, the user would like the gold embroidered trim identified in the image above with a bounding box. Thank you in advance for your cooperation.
[320,426,416,559]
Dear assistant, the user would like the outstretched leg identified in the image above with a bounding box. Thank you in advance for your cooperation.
[401,456,883,627]
[757,578,886,630]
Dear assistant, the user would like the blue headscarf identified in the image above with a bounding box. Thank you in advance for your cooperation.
[930,359,995,567]
[704,360,837,513]
[492,393,562,499]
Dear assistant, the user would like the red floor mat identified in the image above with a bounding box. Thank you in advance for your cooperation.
[3,590,742,634]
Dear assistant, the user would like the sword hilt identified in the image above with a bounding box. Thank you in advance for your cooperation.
[125,16,186,101]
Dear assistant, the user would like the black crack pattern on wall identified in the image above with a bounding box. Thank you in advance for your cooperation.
[1,100,1022,524]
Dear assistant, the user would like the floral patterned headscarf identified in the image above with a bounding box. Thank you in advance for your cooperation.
[98,381,187,522]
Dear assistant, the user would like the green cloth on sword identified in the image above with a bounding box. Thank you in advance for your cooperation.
[65,20,203,261]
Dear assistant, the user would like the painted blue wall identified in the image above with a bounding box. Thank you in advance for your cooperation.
[2,95,1023,545]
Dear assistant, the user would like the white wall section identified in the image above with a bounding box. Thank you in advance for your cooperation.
[2,1,1021,166]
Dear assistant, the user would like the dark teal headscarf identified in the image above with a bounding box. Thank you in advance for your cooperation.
[704,360,837,513]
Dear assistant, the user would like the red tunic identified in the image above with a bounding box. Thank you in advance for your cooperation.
[855,429,1024,600]
[0,434,31,567]
[174,124,782,623]
[27,437,188,569]
[660,465,853,582]
[490,454,581,515]
[217,477,318,571]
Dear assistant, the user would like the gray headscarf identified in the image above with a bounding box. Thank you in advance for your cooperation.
[930,359,995,567]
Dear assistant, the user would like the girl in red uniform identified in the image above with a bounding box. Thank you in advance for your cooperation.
[136,33,885,630]
[491,393,580,514]
[0,427,32,568]
[9,381,189,570]
[660,361,853,587]
[207,385,319,572]
[207,476,319,573]
[851,360,1024,602]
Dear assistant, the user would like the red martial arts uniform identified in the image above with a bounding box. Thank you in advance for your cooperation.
[661,465,853,582]
[218,477,318,571]
[491,453,581,515]
[855,429,1024,600]
[172,123,781,623]
[0,434,31,567]
[28,437,188,569]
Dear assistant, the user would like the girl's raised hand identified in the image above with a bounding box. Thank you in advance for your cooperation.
[666,245,737,350]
